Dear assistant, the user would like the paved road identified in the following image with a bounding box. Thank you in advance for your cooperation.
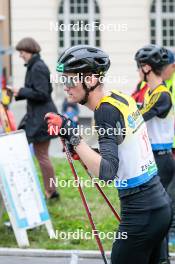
[0,256,106,264]
[0,256,175,264]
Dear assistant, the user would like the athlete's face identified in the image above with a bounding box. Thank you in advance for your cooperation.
[62,73,99,104]
[162,64,175,81]
[137,64,152,80]
[138,67,144,80]
[63,73,86,103]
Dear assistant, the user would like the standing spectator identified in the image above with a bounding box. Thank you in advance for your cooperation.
[14,37,59,200]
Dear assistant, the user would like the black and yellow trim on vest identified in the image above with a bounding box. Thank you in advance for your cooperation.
[140,85,171,116]
[96,89,142,135]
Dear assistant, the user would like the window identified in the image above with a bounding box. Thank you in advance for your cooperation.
[150,0,175,47]
[70,0,88,13]
[58,0,100,54]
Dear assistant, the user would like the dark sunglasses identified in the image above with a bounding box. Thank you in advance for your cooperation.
[62,75,78,88]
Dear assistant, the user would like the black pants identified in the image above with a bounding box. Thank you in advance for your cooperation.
[154,152,175,233]
[154,152,175,190]
[153,152,175,262]
[111,205,171,264]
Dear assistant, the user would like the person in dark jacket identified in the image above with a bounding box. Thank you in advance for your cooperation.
[14,37,59,199]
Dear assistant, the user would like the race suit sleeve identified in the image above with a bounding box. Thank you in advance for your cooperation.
[140,92,172,122]
[94,102,125,182]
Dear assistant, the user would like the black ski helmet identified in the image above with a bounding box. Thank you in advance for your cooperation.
[135,44,169,81]
[56,45,110,105]
[135,44,169,69]
[57,45,110,74]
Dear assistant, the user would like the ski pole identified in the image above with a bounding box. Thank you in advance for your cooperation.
[79,159,121,222]
[62,139,109,264]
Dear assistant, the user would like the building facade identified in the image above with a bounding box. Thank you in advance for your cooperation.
[10,0,175,119]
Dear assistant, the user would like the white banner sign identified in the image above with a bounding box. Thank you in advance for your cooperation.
[0,130,53,246]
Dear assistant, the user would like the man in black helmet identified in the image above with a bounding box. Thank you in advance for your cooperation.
[135,44,175,264]
[56,45,110,105]
[45,45,171,264]
[135,46,175,188]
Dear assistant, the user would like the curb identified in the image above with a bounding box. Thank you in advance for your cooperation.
[0,248,110,259]
[0,248,175,259]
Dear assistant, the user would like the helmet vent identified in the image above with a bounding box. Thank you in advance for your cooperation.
[62,54,74,63]
[87,47,98,53]
[94,58,105,64]
[152,53,161,62]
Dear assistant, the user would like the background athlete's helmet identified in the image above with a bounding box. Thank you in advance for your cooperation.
[135,44,169,69]
[167,49,175,64]
[56,45,110,75]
